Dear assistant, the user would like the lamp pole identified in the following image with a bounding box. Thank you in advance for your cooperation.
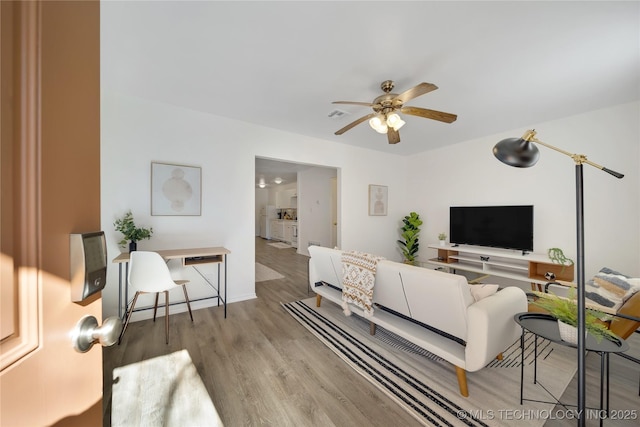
[575,163,586,425]
[493,130,623,427]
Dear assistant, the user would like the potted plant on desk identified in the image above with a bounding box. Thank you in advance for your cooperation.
[114,210,153,252]
[531,290,617,343]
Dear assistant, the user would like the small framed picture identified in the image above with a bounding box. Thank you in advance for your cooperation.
[368,184,388,216]
[151,162,202,216]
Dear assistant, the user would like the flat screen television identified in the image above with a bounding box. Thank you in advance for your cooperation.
[449,205,534,252]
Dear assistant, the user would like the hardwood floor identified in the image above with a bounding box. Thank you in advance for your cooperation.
[103,238,640,426]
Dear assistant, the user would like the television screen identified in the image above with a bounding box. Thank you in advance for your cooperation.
[449,205,534,251]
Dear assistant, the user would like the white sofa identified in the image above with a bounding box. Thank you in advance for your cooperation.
[308,245,528,397]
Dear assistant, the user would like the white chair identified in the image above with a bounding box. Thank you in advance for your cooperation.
[119,251,193,344]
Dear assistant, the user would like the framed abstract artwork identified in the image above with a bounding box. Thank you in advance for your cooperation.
[368,184,388,216]
[151,162,202,216]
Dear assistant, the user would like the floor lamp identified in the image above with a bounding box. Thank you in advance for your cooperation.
[492,129,624,427]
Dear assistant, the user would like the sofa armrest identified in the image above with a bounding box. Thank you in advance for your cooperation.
[465,286,527,371]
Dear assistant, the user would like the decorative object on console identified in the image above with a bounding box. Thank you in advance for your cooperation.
[547,247,574,272]
[493,128,624,425]
[151,162,202,216]
[544,271,556,281]
[397,211,422,265]
[368,184,388,216]
[438,232,446,246]
[114,210,153,252]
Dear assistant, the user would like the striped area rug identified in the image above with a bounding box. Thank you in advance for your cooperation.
[283,298,578,427]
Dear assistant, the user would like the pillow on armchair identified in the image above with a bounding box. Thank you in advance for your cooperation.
[585,267,640,311]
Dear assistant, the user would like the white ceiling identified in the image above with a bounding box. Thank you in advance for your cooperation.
[101,1,640,181]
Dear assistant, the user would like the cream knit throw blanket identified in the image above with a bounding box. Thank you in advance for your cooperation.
[341,251,384,318]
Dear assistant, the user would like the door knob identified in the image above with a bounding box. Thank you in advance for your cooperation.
[72,315,123,353]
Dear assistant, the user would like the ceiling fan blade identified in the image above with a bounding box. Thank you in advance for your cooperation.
[387,128,400,144]
[334,113,376,135]
[400,106,457,123]
[332,101,374,107]
[394,82,438,104]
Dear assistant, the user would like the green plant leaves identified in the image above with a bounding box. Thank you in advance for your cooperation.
[114,210,153,247]
[532,291,617,342]
[398,212,422,262]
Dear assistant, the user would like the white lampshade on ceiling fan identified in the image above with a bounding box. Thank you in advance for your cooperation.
[369,113,405,134]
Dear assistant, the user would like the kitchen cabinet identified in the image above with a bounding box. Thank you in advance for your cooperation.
[284,222,295,243]
[270,220,283,240]
[269,220,297,245]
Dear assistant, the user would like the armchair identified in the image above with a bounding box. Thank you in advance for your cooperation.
[531,268,640,395]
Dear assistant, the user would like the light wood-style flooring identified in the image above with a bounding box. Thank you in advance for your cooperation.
[103,237,640,426]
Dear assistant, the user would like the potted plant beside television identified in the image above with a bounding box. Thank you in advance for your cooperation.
[114,210,153,252]
[438,232,447,246]
[397,212,422,265]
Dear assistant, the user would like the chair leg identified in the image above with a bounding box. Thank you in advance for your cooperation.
[119,292,141,345]
[181,285,194,321]
[153,293,160,322]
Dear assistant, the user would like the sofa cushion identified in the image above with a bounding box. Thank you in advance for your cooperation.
[378,261,474,341]
[585,267,640,311]
[470,284,500,302]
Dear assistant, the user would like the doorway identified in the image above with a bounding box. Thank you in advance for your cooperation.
[255,157,338,257]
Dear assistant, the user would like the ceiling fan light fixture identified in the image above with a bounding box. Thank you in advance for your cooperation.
[274,177,283,184]
[369,115,388,133]
[386,113,405,131]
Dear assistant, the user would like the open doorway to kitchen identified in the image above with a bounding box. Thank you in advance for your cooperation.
[255,157,339,264]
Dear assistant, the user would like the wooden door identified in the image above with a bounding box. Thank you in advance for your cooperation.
[1,1,104,426]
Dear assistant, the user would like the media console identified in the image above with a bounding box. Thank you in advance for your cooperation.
[426,243,574,289]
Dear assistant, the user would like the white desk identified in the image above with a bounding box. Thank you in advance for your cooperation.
[113,247,230,319]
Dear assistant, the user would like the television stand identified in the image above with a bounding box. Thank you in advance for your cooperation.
[426,244,574,289]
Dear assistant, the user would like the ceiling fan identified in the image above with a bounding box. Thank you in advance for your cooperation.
[332,80,457,144]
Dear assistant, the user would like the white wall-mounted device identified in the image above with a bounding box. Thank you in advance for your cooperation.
[70,231,107,302]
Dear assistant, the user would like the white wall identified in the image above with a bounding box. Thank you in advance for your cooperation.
[101,91,409,319]
[297,166,337,253]
[409,101,640,281]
